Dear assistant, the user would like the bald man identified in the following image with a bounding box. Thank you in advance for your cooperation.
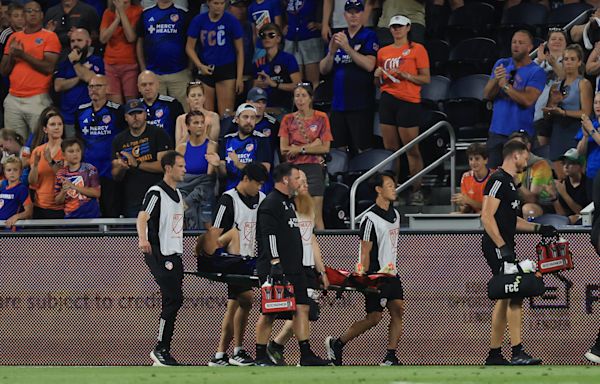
[138,70,184,144]
[54,27,105,137]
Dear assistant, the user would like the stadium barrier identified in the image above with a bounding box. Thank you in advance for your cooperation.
[0,230,598,366]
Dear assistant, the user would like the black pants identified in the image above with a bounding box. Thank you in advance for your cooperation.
[99,177,121,218]
[144,249,184,350]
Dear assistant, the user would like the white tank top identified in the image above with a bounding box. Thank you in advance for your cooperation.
[147,185,184,256]
[224,189,265,257]
[297,212,315,267]
[359,209,400,273]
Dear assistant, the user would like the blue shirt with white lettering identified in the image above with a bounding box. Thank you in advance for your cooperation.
[55,54,104,124]
[142,95,184,143]
[219,131,271,190]
[330,27,378,111]
[75,101,124,179]
[0,180,29,220]
[137,3,189,75]
[248,0,282,49]
[188,11,243,66]
[489,58,546,137]
[285,0,320,41]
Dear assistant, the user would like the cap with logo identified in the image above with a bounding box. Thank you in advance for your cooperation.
[235,103,258,118]
[125,99,145,114]
[389,15,411,27]
[344,0,364,12]
[247,87,268,102]
[559,148,585,166]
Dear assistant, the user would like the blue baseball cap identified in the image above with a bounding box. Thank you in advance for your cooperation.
[345,0,364,12]
[124,99,145,114]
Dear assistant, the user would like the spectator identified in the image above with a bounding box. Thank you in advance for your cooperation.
[319,0,377,155]
[374,0,425,46]
[0,154,32,227]
[44,0,100,52]
[111,98,172,217]
[0,3,24,55]
[577,100,600,199]
[279,83,333,229]
[0,1,60,141]
[175,81,220,150]
[210,103,271,191]
[253,23,301,115]
[100,0,142,105]
[138,70,184,143]
[28,110,65,219]
[570,7,600,46]
[451,142,492,214]
[375,15,430,206]
[75,74,124,217]
[322,0,376,41]
[141,0,188,8]
[510,131,556,220]
[283,0,323,89]
[533,29,567,147]
[25,105,62,160]
[175,110,216,229]
[543,44,592,180]
[247,0,282,52]
[54,28,104,137]
[483,30,546,168]
[585,16,600,93]
[54,137,101,218]
[0,1,8,30]
[0,128,27,176]
[136,0,191,108]
[553,148,589,224]
[228,0,254,99]
[186,0,244,116]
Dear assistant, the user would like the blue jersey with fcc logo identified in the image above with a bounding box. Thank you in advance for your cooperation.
[219,131,271,190]
[75,101,124,179]
[137,3,189,75]
[187,11,243,66]
[330,27,378,111]
[142,95,184,142]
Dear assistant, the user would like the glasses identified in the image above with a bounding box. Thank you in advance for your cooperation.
[259,32,278,40]
[88,84,106,89]
[24,8,42,14]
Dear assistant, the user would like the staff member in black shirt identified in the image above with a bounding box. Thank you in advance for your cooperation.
[137,150,186,367]
[254,162,330,366]
[481,140,556,366]
[585,171,600,364]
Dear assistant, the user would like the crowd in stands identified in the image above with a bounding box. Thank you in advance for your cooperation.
[0,0,599,230]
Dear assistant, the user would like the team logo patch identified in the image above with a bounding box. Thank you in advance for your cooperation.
[170,14,179,22]
[262,128,271,137]
[402,49,411,56]
[102,115,112,124]
[274,65,281,74]
[246,143,254,152]
[373,42,379,51]
[66,176,85,199]
[0,199,4,209]
[172,213,183,234]
[164,261,173,270]
[155,109,164,118]
[309,124,317,132]
[35,38,43,45]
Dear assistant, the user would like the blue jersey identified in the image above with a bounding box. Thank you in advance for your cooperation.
[0,181,30,220]
[285,0,320,41]
[489,58,546,137]
[219,131,271,190]
[330,27,378,111]
[55,54,104,124]
[188,11,243,66]
[137,3,189,75]
[254,113,278,194]
[142,95,184,142]
[75,101,124,179]
[248,0,282,49]
[254,50,299,109]
[575,120,600,179]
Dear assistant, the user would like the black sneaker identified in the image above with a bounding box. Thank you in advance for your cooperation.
[267,341,287,366]
[299,350,333,366]
[585,346,600,364]
[229,349,255,366]
[255,356,276,366]
[208,354,230,367]
[324,336,343,366]
[380,355,402,366]
[150,348,180,366]
[485,354,510,365]
[511,350,542,365]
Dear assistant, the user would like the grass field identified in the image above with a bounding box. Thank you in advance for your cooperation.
[0,366,598,384]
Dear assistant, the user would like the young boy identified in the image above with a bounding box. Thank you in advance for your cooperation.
[54,138,101,218]
[0,155,32,228]
[452,142,493,213]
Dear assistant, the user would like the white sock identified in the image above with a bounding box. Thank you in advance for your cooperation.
[234,346,244,355]
[215,352,225,359]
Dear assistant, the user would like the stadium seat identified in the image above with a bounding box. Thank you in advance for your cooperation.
[420,110,450,174]
[313,79,333,113]
[424,39,450,76]
[347,149,394,173]
[547,2,592,28]
[323,182,350,229]
[447,38,497,78]
[446,2,496,45]
[326,148,349,182]
[443,74,491,140]
[497,2,548,56]
[421,75,451,112]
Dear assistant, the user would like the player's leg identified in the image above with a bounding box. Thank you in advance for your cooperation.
[209,298,238,366]
[585,330,600,363]
[268,320,294,366]
[508,298,541,365]
[255,313,276,366]
[381,282,405,367]
[229,289,255,366]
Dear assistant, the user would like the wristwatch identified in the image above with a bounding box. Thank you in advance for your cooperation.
[301,147,306,155]
[503,83,510,92]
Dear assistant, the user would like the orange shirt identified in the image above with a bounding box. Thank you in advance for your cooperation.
[100,6,143,65]
[377,42,429,103]
[460,168,493,213]
[279,110,333,165]
[4,29,61,97]
[28,144,64,210]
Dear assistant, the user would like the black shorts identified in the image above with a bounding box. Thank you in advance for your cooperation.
[227,283,254,300]
[482,236,505,276]
[197,62,237,87]
[379,92,423,128]
[276,267,320,320]
[296,163,325,196]
[364,277,404,314]
[330,109,374,150]
[535,118,553,138]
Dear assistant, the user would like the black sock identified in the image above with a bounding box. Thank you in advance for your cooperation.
[271,340,284,351]
[385,349,396,358]
[489,347,502,357]
[334,338,345,348]
[299,339,311,356]
[594,330,600,348]
[511,343,523,356]
[256,344,267,359]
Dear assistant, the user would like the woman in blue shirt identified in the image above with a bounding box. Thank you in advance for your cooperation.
[186,0,245,117]
[578,93,600,201]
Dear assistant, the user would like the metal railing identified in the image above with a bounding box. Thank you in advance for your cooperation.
[0,218,137,233]
[350,121,456,229]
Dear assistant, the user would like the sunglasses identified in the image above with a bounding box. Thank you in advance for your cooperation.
[259,32,278,40]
